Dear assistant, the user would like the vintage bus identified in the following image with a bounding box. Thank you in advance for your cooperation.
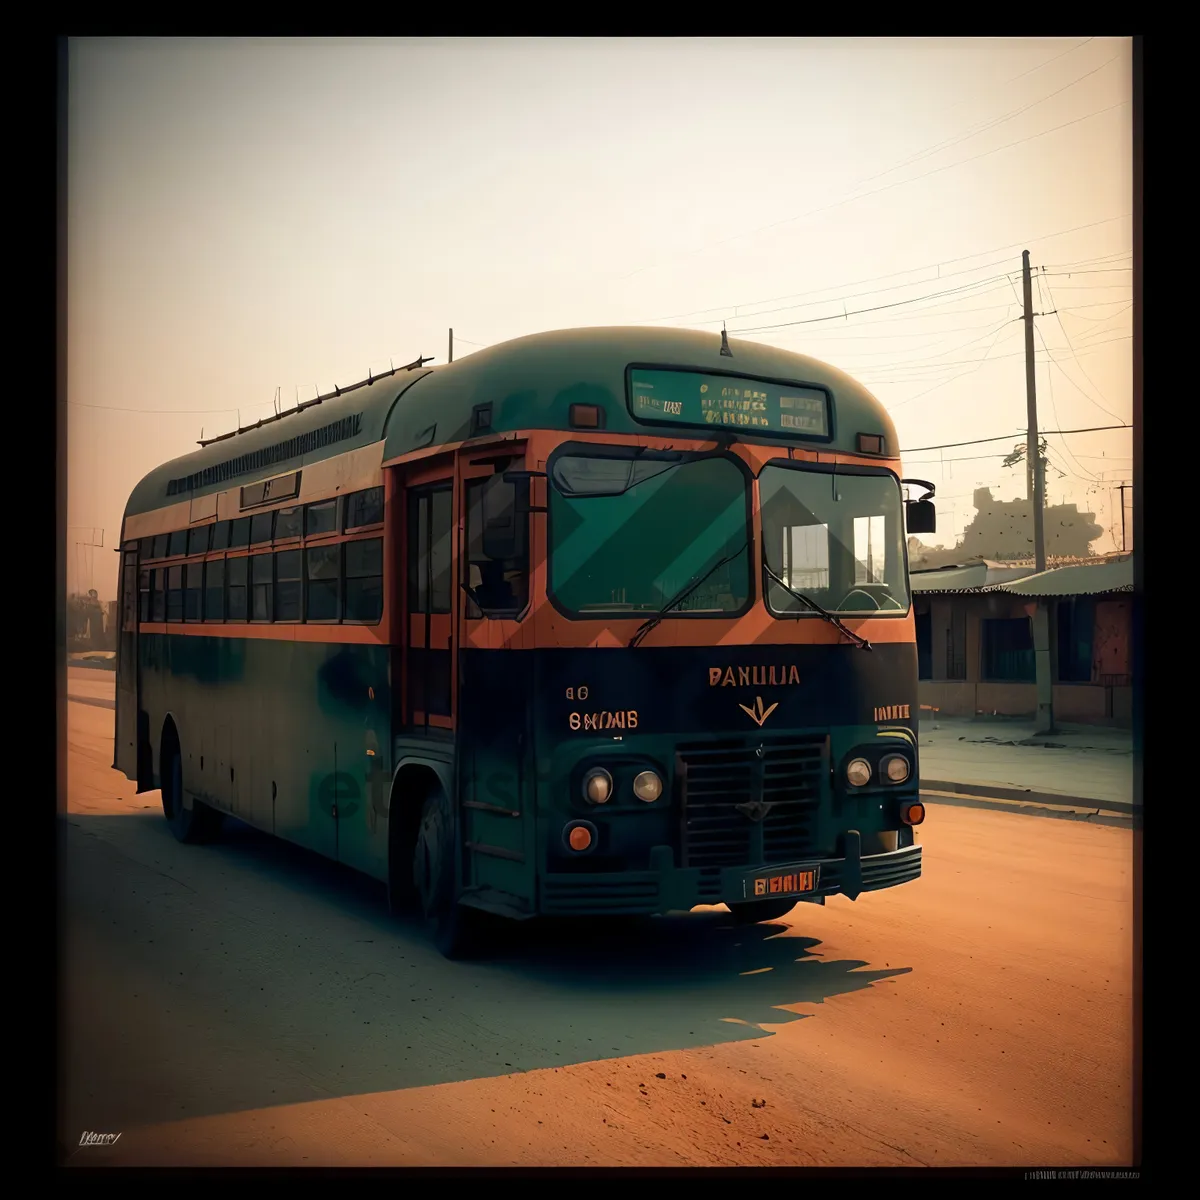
[113,326,935,957]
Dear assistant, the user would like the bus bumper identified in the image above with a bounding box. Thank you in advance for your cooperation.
[539,831,922,916]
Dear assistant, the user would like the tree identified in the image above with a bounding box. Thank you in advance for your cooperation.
[1001,437,1065,486]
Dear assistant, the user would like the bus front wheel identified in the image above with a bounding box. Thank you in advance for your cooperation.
[413,788,480,960]
[160,733,220,845]
[727,899,798,925]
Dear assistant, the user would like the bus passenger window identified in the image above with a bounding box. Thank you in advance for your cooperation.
[306,498,338,537]
[275,550,302,621]
[211,520,231,551]
[345,538,383,622]
[465,475,528,616]
[185,563,204,621]
[204,559,225,621]
[229,518,251,549]
[251,553,273,620]
[250,512,274,546]
[274,506,302,540]
[140,537,154,561]
[152,568,166,621]
[152,534,168,559]
[346,487,384,530]
[306,545,340,620]
[138,569,151,622]
[168,530,188,557]
[226,558,248,621]
[166,565,184,622]
[188,525,211,556]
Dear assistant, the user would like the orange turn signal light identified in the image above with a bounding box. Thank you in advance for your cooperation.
[901,802,925,826]
[568,825,593,852]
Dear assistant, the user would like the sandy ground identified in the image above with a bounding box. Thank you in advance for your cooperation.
[60,688,1136,1168]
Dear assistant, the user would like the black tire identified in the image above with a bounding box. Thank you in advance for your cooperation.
[413,786,481,959]
[727,898,798,925]
[160,734,220,845]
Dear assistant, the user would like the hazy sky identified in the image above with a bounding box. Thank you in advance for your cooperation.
[66,37,1134,599]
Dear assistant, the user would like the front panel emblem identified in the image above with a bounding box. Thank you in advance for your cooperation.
[738,695,779,727]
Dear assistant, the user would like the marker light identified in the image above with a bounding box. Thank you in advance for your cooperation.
[846,758,872,787]
[883,755,911,784]
[568,825,593,851]
[632,770,663,802]
[583,768,613,804]
[901,802,925,826]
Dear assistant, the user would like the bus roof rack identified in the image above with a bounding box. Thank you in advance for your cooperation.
[197,354,434,447]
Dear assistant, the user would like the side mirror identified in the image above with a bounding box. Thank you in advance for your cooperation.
[906,499,936,534]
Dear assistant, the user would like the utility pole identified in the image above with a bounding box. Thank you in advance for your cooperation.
[1022,250,1054,733]
[1117,483,1130,552]
[448,328,454,363]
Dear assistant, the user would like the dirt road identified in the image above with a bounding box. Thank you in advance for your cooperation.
[60,675,1135,1167]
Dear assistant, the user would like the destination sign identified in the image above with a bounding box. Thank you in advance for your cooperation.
[628,369,830,438]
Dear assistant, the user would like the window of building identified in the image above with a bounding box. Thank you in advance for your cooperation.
[229,517,250,549]
[274,550,302,621]
[250,511,274,546]
[188,525,211,556]
[464,474,528,616]
[1057,596,1096,683]
[139,568,151,622]
[981,617,1034,682]
[346,486,384,530]
[185,562,204,621]
[946,605,967,680]
[916,608,932,680]
[306,498,338,537]
[780,523,830,591]
[204,559,225,621]
[274,506,302,540]
[152,568,166,621]
[305,544,340,620]
[166,565,184,622]
[226,557,248,620]
[853,515,887,585]
[345,538,383,622]
[251,554,273,620]
[211,520,231,551]
[168,530,188,557]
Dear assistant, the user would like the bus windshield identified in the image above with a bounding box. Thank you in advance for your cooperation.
[549,452,750,616]
[760,463,910,617]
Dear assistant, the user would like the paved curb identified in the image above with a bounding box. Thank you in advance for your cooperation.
[921,778,1134,816]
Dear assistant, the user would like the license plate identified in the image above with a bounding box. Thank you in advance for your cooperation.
[750,867,820,898]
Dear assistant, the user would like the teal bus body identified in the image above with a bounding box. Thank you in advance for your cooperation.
[114,327,928,952]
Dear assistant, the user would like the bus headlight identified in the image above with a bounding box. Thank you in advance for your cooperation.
[846,758,871,787]
[632,770,662,802]
[882,754,911,784]
[583,768,613,804]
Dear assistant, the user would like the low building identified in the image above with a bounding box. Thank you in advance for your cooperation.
[910,554,1133,726]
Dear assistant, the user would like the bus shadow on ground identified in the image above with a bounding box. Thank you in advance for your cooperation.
[64,810,912,1129]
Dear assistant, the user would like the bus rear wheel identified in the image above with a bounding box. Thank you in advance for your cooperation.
[727,899,798,925]
[413,787,480,960]
[161,733,220,845]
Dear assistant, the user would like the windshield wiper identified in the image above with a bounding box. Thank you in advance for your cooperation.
[763,562,872,651]
[629,542,748,648]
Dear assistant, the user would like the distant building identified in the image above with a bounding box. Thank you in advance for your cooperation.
[910,553,1133,726]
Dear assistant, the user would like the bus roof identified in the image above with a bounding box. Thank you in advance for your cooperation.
[123,326,899,520]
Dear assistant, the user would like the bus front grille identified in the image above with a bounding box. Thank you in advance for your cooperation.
[676,736,827,871]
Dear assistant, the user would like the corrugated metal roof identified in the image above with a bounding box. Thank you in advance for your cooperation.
[909,560,1037,594]
[990,555,1133,596]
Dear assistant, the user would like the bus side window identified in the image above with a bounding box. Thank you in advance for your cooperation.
[465,474,529,616]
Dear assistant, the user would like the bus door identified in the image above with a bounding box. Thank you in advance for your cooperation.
[456,454,535,910]
[114,541,140,782]
[403,471,455,729]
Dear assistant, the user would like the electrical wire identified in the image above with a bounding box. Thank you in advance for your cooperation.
[1041,279,1129,422]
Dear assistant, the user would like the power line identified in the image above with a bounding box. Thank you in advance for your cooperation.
[1034,322,1100,482]
[904,424,1129,452]
[1041,278,1128,422]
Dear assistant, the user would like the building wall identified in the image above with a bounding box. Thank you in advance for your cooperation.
[915,588,1132,726]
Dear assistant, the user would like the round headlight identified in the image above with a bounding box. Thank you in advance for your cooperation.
[846,758,871,787]
[583,768,612,804]
[884,755,911,784]
[632,770,662,802]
